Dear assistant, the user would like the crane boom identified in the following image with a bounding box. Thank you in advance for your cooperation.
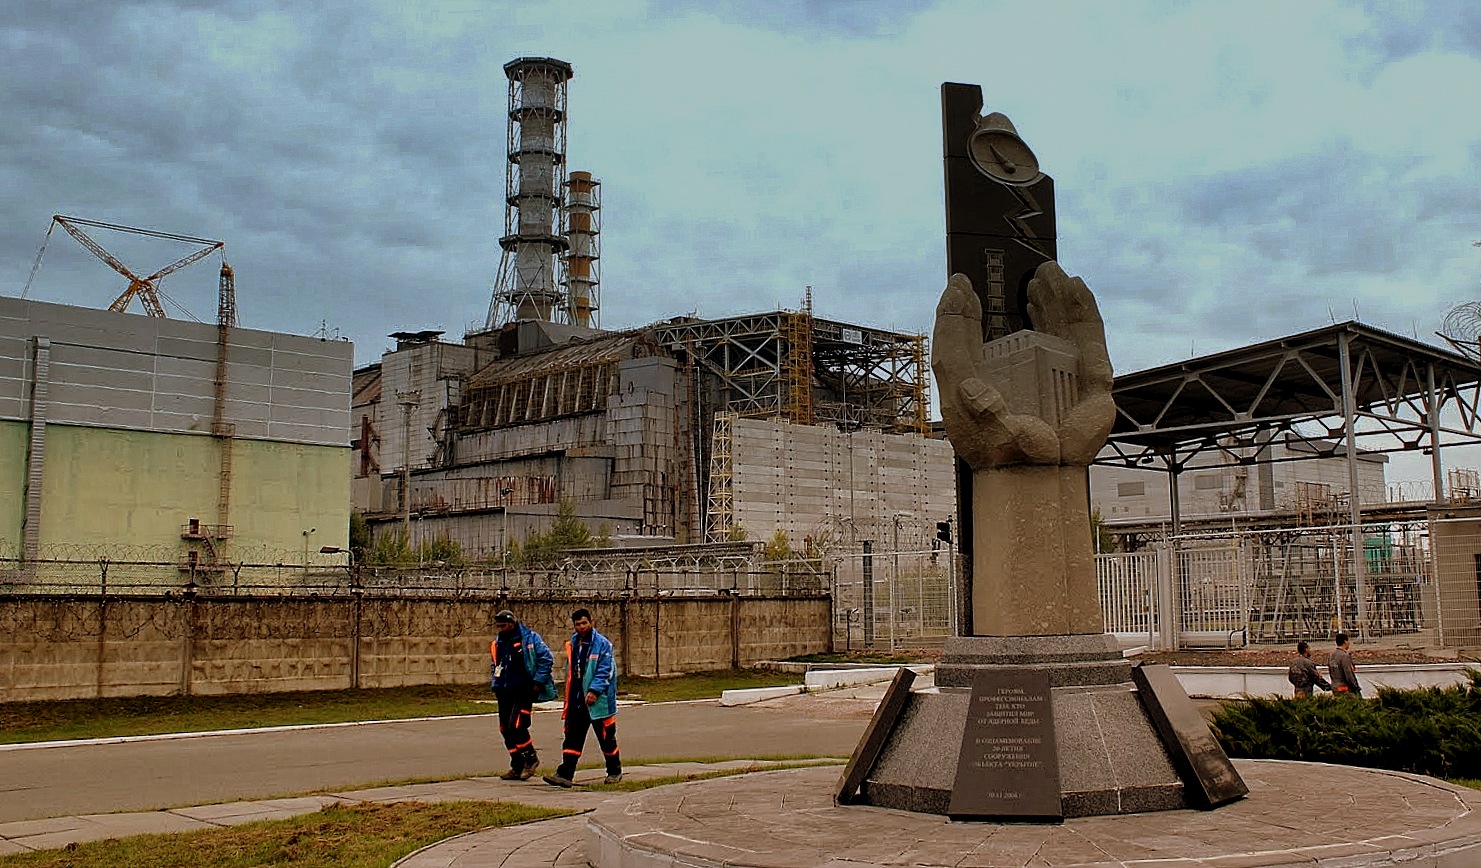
[50,214,225,319]
[53,216,143,285]
[146,241,224,282]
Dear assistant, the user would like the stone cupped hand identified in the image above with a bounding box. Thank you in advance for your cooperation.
[931,261,1115,469]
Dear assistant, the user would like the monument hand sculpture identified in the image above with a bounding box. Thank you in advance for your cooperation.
[932,261,1115,469]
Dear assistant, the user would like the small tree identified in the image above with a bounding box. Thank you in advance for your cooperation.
[417,533,464,568]
[547,500,593,548]
[764,528,792,561]
[348,510,370,563]
[516,500,594,566]
[1090,508,1116,553]
[368,529,412,566]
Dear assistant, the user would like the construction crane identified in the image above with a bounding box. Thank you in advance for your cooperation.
[47,215,226,319]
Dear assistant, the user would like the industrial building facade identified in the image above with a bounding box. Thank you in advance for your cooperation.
[350,310,949,561]
[0,296,352,586]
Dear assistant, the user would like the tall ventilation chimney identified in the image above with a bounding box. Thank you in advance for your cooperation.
[563,171,601,328]
[488,57,573,327]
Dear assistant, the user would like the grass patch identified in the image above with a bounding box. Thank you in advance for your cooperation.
[0,800,566,868]
[1,670,800,745]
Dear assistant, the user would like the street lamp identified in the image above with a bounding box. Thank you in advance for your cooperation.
[501,486,516,571]
[301,527,316,580]
[320,545,356,588]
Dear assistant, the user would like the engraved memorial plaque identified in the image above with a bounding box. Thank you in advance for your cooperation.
[948,669,1061,821]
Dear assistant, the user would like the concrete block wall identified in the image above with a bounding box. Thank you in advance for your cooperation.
[0,594,831,702]
[731,418,955,547]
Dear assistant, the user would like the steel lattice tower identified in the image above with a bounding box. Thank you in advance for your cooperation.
[487,57,574,327]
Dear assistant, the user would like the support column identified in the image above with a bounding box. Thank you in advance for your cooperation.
[1337,333,1368,638]
[1427,361,1445,504]
[22,337,51,573]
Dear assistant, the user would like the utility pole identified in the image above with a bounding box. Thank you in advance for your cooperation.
[501,485,516,571]
[396,390,421,549]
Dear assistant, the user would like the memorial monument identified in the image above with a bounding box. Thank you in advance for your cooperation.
[836,83,1246,821]
[582,81,1481,868]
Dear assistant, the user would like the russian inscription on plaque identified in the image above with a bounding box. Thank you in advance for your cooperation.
[948,669,1061,821]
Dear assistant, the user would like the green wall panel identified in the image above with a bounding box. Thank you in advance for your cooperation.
[29,425,348,562]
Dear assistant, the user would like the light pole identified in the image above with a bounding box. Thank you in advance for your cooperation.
[501,486,516,571]
[301,527,316,579]
[395,390,421,550]
[891,511,914,651]
[320,545,355,583]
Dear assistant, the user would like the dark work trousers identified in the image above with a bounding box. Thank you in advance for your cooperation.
[556,699,620,778]
[495,686,537,770]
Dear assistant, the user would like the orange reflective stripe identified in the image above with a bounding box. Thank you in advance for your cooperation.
[603,748,619,756]
[563,749,582,757]
[515,739,532,750]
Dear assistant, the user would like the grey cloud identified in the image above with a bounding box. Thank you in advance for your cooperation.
[1356,0,1481,60]
[1164,141,1480,281]
[647,0,941,38]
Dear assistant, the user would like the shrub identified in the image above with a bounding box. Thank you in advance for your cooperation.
[1212,670,1481,778]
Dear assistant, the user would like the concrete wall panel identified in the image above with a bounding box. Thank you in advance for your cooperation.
[0,595,830,701]
[0,296,351,447]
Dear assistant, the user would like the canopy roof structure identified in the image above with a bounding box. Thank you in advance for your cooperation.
[1098,321,1481,481]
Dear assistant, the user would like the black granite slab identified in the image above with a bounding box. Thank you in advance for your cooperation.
[948,669,1062,822]
[1131,663,1248,808]
[835,667,915,805]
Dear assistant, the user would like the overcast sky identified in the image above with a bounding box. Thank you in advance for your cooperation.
[5,0,1481,477]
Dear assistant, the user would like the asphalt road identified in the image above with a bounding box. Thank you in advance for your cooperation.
[0,702,868,824]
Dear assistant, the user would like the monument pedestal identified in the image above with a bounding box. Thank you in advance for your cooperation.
[855,634,1240,820]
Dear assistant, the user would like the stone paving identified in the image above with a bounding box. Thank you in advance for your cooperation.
[584,761,1481,867]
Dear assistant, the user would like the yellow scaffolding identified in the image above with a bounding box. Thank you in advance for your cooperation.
[783,310,814,426]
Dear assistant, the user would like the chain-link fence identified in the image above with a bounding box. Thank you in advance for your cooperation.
[1096,519,1442,649]
[0,552,831,600]
[831,546,956,652]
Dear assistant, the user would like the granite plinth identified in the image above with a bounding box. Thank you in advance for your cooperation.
[863,681,1186,818]
[936,634,1132,688]
[862,632,1199,819]
[586,762,1481,868]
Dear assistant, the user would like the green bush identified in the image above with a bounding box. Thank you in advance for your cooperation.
[1212,670,1481,778]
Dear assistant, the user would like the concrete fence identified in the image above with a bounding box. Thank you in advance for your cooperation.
[0,594,832,702]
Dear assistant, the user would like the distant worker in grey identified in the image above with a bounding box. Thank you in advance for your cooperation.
[544,608,622,786]
[1327,632,1362,697]
[1286,640,1330,698]
[490,609,555,780]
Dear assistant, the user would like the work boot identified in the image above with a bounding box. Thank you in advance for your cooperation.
[542,773,575,788]
[499,767,522,781]
[519,751,540,781]
[604,773,623,784]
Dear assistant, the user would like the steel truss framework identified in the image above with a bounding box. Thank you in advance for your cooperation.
[654,312,929,435]
[1098,321,1481,637]
[1100,321,1481,477]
